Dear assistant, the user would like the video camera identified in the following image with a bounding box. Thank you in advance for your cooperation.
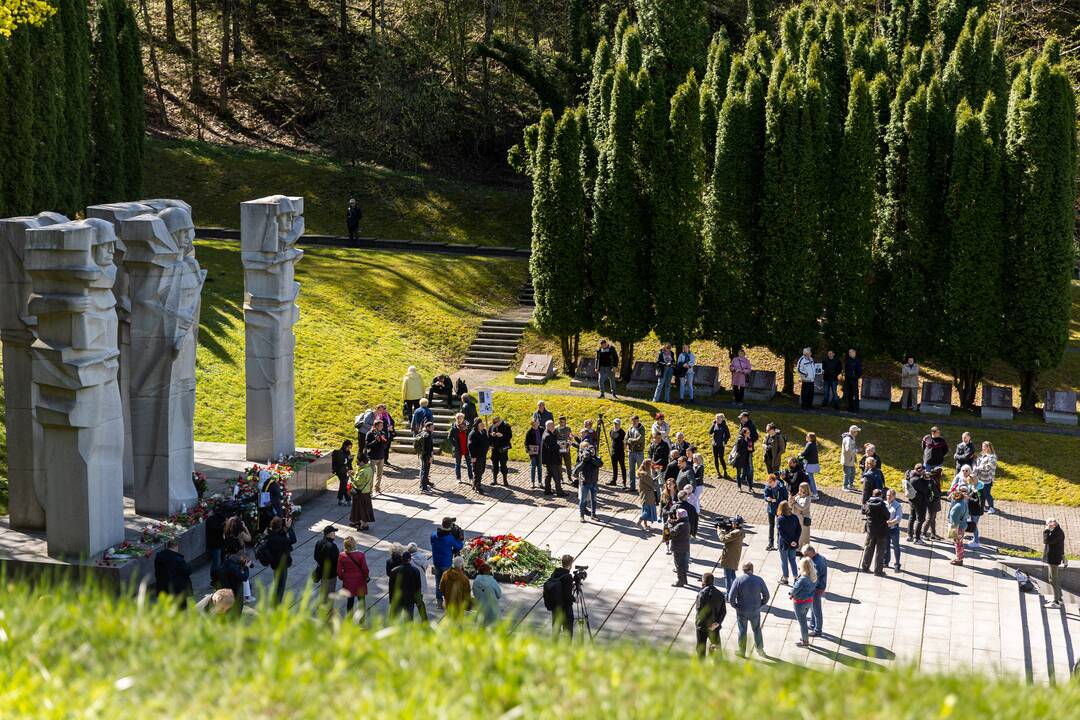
[445,517,465,543]
[572,565,589,588]
[714,514,744,532]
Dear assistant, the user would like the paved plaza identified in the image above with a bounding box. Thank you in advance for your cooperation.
[192,448,1079,685]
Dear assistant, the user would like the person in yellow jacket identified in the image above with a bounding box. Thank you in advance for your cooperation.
[402,366,425,421]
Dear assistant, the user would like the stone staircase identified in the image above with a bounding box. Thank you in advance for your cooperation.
[518,280,534,307]
[389,396,457,455]
[460,314,530,371]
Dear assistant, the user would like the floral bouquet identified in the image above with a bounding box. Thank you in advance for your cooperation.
[461,534,556,585]
[98,540,154,566]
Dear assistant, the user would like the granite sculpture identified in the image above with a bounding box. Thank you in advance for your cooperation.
[86,199,192,494]
[0,211,68,529]
[119,206,206,515]
[24,218,125,557]
[240,195,304,461]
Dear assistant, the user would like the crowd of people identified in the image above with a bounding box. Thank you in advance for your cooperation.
[147,361,1070,655]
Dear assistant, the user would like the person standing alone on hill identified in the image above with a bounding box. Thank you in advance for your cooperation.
[843,348,862,412]
[596,339,619,399]
[346,198,362,246]
[1043,519,1066,608]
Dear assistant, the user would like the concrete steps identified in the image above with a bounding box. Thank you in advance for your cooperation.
[518,280,534,307]
[461,315,529,371]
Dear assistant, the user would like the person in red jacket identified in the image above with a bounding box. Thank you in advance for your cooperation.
[337,536,370,623]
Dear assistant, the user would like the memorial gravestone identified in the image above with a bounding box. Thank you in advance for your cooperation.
[692,365,721,397]
[569,357,596,388]
[241,195,304,461]
[515,353,555,384]
[860,378,892,412]
[980,384,1014,421]
[87,199,193,495]
[25,219,125,557]
[744,370,777,402]
[919,381,952,415]
[813,363,825,405]
[626,361,658,393]
[0,212,68,529]
[1043,390,1077,426]
[120,207,206,515]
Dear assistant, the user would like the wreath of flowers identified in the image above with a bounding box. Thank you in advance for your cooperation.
[461,533,555,584]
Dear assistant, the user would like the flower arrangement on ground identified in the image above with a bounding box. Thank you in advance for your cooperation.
[461,534,555,585]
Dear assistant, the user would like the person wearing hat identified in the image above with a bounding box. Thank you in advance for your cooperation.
[608,418,626,487]
[388,551,428,621]
[313,525,340,608]
[840,425,861,493]
[669,507,692,587]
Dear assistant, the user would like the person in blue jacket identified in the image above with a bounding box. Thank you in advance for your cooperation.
[803,545,828,637]
[430,516,464,610]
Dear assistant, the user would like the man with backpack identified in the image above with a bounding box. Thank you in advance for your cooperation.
[256,516,296,605]
[543,554,576,639]
[694,572,727,657]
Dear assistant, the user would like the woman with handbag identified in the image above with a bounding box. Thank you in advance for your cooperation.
[791,482,813,550]
[337,536,370,623]
[350,454,375,530]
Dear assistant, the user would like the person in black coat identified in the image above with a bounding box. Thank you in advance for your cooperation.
[205,505,228,579]
[460,394,478,427]
[468,419,490,494]
[709,414,731,479]
[821,350,842,409]
[540,420,566,496]
[862,491,890,575]
[1043,519,1066,607]
[418,422,435,492]
[548,555,576,639]
[220,550,250,618]
[154,540,193,605]
[263,516,296,605]
[695,572,727,657]
[332,440,354,506]
[678,490,699,538]
[669,509,692,587]
[953,431,975,471]
[388,551,428,621]
[843,348,862,412]
[608,418,627,487]
[488,416,513,486]
[905,465,932,542]
[313,525,340,605]
[345,199,363,246]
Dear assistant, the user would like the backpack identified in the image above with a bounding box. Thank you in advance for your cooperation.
[413,433,425,453]
[455,378,469,396]
[254,539,273,567]
[1014,569,1035,593]
[542,575,564,611]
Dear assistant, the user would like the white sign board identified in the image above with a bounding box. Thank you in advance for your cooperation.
[477,388,494,416]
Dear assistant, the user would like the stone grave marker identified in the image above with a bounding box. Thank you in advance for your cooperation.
[1043,390,1077,426]
[692,365,721,397]
[860,378,892,412]
[569,356,596,388]
[515,354,555,385]
[744,370,776,402]
[980,384,1014,421]
[919,381,952,415]
[626,361,658,393]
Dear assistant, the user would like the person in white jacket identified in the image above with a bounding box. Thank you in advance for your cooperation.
[797,347,817,410]
[840,425,861,492]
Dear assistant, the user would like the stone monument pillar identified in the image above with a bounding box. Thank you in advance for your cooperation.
[120,206,206,516]
[0,211,68,529]
[240,195,304,461]
[25,219,125,558]
[86,200,191,495]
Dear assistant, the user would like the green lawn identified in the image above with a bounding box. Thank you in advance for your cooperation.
[1,581,1077,717]
[143,137,532,247]
[193,240,527,448]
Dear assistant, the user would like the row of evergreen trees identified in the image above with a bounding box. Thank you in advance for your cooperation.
[526,0,1076,411]
[0,0,144,220]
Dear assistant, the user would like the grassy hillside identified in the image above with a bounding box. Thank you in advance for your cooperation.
[1,581,1077,718]
[143,137,532,247]
[193,240,527,448]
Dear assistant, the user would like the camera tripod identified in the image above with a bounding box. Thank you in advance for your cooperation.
[573,582,593,641]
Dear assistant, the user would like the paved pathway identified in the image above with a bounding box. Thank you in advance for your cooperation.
[192,451,1080,684]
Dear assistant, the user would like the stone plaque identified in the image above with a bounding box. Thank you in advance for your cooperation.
[862,378,891,400]
[626,361,658,391]
[982,385,1013,409]
[693,365,720,396]
[568,356,596,387]
[920,381,952,415]
[749,370,776,391]
[515,353,555,385]
[1045,390,1077,414]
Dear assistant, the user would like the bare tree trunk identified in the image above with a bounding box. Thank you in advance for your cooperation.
[219,0,231,112]
[618,340,634,382]
[782,354,795,396]
[190,0,202,98]
[1019,370,1038,413]
[233,0,242,62]
[370,0,377,47]
[164,0,177,43]
[559,335,580,376]
[139,0,169,125]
